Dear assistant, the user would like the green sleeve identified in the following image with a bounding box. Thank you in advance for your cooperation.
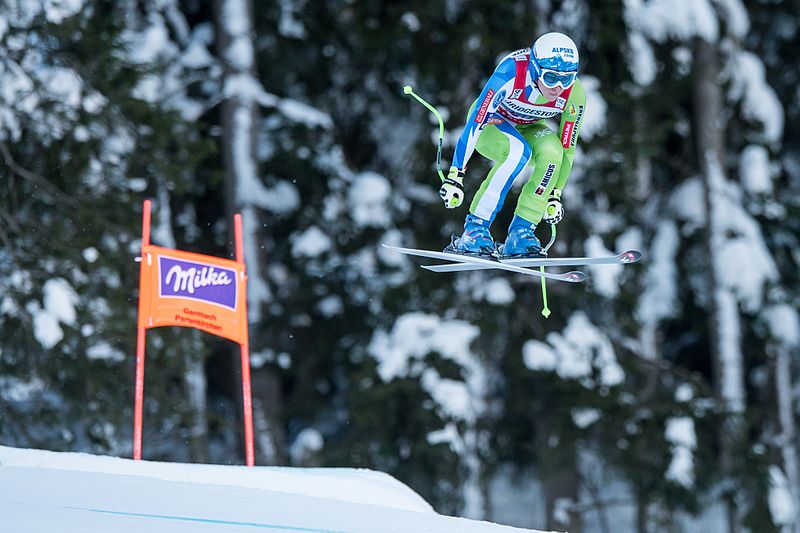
[555,79,586,192]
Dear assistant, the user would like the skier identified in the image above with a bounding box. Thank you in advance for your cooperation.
[439,32,586,258]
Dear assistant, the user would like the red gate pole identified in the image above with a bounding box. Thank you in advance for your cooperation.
[235,213,255,466]
[133,200,152,461]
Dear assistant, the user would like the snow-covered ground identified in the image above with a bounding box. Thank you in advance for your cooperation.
[0,446,555,533]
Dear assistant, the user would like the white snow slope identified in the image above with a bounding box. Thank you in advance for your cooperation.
[0,446,555,533]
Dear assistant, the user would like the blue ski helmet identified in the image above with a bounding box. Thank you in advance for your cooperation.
[530,32,579,89]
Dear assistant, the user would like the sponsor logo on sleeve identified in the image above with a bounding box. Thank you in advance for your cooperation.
[561,121,574,149]
[569,105,584,147]
[535,163,557,195]
[475,89,495,123]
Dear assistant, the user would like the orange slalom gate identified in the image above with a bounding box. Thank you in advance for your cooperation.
[133,199,255,466]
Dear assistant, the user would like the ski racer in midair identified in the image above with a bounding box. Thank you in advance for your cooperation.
[440,32,586,258]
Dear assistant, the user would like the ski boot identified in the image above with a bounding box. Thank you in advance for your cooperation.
[444,214,497,258]
[499,215,545,258]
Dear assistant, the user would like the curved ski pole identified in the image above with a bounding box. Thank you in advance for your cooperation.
[543,223,557,254]
[539,224,557,318]
[403,85,446,183]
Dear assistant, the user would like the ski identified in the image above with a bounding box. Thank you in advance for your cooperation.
[420,249,642,273]
[381,244,586,283]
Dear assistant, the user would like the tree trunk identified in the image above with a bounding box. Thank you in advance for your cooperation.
[215,0,285,465]
[184,338,210,463]
[462,428,485,519]
[773,340,800,532]
[636,490,648,533]
[542,453,581,532]
[251,371,285,464]
[693,37,744,533]
[153,177,211,463]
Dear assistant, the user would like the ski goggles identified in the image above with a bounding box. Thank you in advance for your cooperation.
[538,68,577,89]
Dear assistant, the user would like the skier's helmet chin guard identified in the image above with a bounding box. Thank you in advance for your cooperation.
[530,32,579,90]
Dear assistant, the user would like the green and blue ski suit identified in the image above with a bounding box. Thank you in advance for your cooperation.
[451,48,586,225]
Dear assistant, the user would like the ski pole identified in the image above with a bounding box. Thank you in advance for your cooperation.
[539,224,557,318]
[540,265,550,318]
[543,223,557,254]
[403,85,446,183]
